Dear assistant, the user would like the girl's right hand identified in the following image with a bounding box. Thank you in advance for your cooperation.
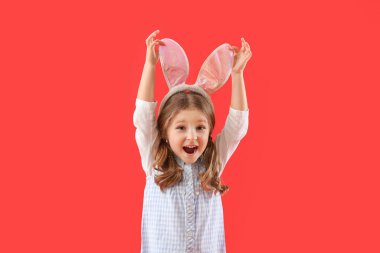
[145,30,165,66]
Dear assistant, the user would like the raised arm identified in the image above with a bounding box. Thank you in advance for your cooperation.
[134,30,165,176]
[230,37,252,111]
[215,37,253,176]
[137,29,165,102]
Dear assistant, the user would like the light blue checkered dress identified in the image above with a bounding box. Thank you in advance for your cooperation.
[133,98,249,253]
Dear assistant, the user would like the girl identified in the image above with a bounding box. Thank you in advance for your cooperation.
[133,29,252,253]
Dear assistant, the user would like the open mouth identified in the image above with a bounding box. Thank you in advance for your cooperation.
[183,145,198,154]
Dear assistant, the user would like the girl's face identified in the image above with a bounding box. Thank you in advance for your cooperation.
[166,109,210,165]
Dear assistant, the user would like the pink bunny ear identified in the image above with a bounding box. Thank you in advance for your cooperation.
[195,43,234,94]
[158,38,189,88]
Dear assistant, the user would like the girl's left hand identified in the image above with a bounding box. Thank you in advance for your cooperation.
[231,38,253,74]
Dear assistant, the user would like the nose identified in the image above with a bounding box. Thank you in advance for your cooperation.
[186,128,198,140]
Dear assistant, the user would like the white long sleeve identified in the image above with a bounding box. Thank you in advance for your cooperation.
[215,107,249,176]
[133,98,159,176]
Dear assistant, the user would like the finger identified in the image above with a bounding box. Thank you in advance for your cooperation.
[243,41,250,54]
[241,38,246,52]
[241,37,246,44]
[244,45,250,54]
[146,29,160,44]
[153,39,166,46]
[245,40,250,51]
[148,29,160,39]
[148,40,160,48]
[148,41,159,50]
[246,50,252,59]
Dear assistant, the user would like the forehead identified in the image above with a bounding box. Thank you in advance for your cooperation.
[171,109,208,124]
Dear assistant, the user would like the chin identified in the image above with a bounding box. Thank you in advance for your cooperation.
[180,152,200,164]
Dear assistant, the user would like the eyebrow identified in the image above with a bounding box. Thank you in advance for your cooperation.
[175,119,207,124]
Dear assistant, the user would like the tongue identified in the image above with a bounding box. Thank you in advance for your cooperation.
[183,147,196,154]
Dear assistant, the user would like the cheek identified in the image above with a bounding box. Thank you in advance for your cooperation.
[168,134,183,146]
[167,129,177,141]
[201,134,210,146]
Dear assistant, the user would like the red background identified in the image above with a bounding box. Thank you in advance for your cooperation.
[1,0,379,252]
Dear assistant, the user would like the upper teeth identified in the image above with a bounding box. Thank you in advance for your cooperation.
[186,146,197,148]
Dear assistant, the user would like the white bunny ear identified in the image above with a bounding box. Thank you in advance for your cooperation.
[158,38,189,88]
[195,43,234,94]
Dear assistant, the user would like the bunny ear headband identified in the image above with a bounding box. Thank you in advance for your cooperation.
[158,38,234,114]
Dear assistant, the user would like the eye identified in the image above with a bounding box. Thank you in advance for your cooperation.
[197,126,206,130]
[176,126,185,130]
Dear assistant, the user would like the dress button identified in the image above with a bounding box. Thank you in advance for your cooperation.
[196,191,199,195]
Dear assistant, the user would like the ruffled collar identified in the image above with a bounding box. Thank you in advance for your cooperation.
[174,154,202,169]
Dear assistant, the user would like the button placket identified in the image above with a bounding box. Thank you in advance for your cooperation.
[184,164,195,252]
[195,164,201,196]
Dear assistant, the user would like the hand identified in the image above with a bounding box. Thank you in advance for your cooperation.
[231,38,253,74]
[145,30,165,66]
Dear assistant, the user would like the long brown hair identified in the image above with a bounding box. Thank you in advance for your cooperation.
[153,91,229,196]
